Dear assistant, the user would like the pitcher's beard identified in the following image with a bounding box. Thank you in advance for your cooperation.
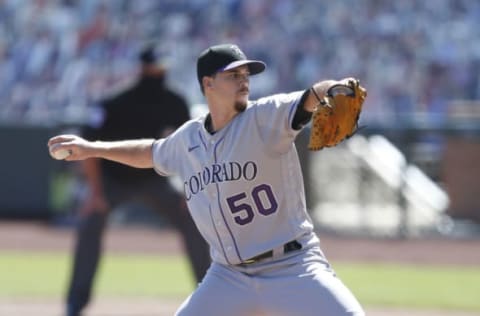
[234,99,247,112]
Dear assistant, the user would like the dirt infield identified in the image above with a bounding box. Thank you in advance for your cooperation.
[1,221,479,266]
[1,220,479,316]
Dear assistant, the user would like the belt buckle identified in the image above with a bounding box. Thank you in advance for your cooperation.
[239,241,301,266]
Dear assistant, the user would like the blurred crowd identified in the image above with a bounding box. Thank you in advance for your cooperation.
[1,0,479,126]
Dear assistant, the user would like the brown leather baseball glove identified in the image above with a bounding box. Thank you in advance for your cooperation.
[308,79,367,151]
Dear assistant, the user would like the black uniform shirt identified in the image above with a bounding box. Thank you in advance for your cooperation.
[84,75,190,184]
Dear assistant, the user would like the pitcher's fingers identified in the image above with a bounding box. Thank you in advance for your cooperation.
[47,134,78,146]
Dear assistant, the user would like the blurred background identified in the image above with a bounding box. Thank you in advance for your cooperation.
[1,0,480,315]
[1,0,479,236]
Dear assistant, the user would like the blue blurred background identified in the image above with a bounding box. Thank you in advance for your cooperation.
[0,0,479,237]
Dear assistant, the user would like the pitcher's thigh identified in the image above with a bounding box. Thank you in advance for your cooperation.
[175,264,259,316]
[265,262,364,316]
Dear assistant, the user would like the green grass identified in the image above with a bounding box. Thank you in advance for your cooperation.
[0,251,479,312]
[0,252,194,298]
[335,262,480,312]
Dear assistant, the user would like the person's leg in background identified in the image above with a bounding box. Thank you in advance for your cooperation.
[145,179,211,283]
[65,177,123,316]
[173,198,211,282]
[66,211,108,316]
[65,176,211,316]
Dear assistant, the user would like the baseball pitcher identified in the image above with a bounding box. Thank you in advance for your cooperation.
[48,43,366,316]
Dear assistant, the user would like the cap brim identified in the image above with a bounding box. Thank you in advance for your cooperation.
[220,60,266,75]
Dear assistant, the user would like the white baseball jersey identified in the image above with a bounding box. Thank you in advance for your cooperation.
[153,91,319,265]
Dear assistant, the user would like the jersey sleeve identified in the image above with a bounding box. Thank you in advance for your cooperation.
[252,90,306,153]
[151,127,183,176]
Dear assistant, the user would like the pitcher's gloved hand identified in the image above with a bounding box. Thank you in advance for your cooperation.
[308,78,367,151]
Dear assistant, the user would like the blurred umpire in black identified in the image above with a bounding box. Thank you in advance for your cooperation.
[66,44,210,316]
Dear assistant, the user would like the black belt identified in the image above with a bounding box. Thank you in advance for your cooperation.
[239,240,302,265]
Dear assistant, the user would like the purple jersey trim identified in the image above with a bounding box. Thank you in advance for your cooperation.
[213,134,243,262]
[208,204,231,265]
[198,130,207,150]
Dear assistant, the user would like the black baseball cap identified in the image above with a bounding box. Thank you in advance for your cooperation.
[197,44,266,86]
[139,44,157,64]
